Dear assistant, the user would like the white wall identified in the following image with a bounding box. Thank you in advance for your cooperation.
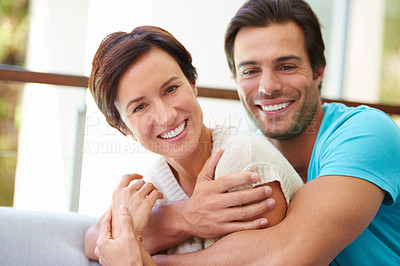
[343,0,386,102]
[14,0,89,212]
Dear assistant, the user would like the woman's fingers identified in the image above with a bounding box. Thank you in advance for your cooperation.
[116,173,143,189]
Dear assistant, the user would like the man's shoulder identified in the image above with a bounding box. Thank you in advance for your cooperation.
[321,102,398,137]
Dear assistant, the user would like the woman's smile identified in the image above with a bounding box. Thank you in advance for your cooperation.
[158,119,188,141]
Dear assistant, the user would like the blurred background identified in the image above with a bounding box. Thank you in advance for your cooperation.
[1,0,399,216]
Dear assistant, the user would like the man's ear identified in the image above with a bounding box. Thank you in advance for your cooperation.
[314,65,325,87]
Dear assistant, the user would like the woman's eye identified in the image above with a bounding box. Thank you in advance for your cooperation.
[165,85,177,94]
[132,104,145,113]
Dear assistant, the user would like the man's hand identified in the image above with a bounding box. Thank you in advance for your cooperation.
[95,206,143,266]
[182,148,275,239]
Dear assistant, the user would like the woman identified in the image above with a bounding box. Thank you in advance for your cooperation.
[85,25,303,263]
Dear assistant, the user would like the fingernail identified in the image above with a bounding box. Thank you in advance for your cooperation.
[120,205,128,213]
[265,186,272,195]
[267,199,276,209]
[260,219,268,228]
[214,148,223,154]
[251,173,259,182]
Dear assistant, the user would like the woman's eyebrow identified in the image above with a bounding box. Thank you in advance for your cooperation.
[126,96,145,112]
[125,76,180,112]
[159,76,179,89]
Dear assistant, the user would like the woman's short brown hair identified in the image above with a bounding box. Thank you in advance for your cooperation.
[89,26,197,135]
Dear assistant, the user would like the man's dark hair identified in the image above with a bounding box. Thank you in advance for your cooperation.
[225,0,326,81]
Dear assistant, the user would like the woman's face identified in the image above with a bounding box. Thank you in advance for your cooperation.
[115,48,204,159]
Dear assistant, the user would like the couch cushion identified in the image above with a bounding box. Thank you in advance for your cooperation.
[0,207,100,266]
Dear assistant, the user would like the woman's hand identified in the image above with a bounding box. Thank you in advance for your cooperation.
[111,174,163,240]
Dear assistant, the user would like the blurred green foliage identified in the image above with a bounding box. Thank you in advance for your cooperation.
[0,0,29,206]
[380,0,400,105]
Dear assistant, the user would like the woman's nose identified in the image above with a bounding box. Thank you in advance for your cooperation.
[153,100,178,126]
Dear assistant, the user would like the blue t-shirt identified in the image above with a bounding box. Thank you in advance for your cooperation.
[309,103,400,265]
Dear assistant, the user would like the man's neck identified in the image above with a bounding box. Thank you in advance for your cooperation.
[268,105,324,183]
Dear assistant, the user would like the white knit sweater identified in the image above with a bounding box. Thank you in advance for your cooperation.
[144,125,303,254]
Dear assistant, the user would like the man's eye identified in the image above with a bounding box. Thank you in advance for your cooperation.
[243,69,258,75]
[281,65,296,71]
[165,86,177,94]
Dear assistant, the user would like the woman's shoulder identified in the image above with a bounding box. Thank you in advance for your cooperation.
[212,125,271,152]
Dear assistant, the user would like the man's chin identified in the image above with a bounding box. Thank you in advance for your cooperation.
[257,123,305,140]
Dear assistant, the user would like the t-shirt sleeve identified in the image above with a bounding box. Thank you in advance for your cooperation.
[214,132,303,205]
[318,109,400,205]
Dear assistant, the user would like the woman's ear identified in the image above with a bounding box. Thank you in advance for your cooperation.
[118,123,133,136]
[118,123,138,141]
[191,80,198,97]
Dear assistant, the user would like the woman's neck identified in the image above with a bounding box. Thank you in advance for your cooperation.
[165,125,213,197]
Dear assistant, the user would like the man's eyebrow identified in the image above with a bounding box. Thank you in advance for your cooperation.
[237,61,258,69]
[276,56,302,63]
[237,56,302,69]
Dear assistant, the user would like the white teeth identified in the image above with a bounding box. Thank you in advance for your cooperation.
[160,121,186,139]
[261,102,290,112]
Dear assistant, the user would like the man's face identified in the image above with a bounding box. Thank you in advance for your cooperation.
[233,22,324,140]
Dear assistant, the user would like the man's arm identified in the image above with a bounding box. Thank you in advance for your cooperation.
[142,149,274,254]
[85,150,275,259]
[142,173,275,254]
[153,175,385,265]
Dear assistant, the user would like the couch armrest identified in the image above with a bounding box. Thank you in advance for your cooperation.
[0,207,100,266]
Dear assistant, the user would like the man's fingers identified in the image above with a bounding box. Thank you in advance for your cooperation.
[199,148,224,181]
[119,205,134,236]
[117,173,143,189]
[221,218,269,234]
[99,209,112,239]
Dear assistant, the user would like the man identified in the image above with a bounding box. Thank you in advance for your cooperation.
[151,0,400,264]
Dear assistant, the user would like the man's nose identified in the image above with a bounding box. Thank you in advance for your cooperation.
[258,70,282,96]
